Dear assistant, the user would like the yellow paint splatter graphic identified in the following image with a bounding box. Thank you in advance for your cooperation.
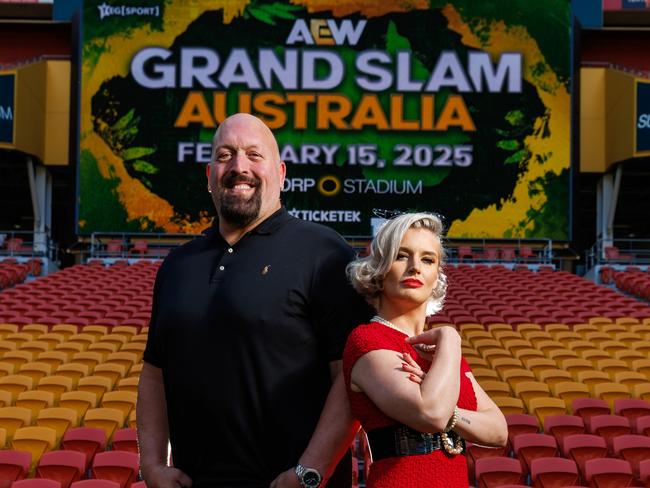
[442,5,570,238]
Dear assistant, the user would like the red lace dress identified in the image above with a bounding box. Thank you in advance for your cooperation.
[343,322,477,488]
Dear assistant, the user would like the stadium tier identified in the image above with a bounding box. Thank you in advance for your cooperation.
[0,263,649,486]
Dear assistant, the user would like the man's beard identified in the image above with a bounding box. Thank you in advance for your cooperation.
[217,173,262,227]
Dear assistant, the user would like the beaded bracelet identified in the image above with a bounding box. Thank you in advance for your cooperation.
[445,406,459,432]
[440,431,464,455]
[441,407,463,455]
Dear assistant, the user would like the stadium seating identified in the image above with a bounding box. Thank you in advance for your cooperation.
[612,434,650,481]
[635,415,650,436]
[614,398,650,428]
[543,414,585,447]
[111,429,137,454]
[91,451,139,488]
[529,457,579,488]
[511,433,558,474]
[0,260,650,486]
[475,457,525,487]
[0,450,31,488]
[561,434,608,479]
[60,428,106,471]
[36,450,85,488]
[70,481,119,488]
[588,414,632,452]
[584,458,634,488]
[12,480,63,488]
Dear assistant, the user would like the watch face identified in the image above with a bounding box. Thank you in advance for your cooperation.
[303,471,321,487]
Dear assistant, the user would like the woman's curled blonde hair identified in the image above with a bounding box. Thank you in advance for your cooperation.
[347,212,448,315]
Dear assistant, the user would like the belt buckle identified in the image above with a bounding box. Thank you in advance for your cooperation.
[395,425,411,456]
[394,425,435,455]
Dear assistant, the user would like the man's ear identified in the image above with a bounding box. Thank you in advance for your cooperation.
[279,161,287,189]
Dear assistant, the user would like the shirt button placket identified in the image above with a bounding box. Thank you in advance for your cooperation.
[219,247,235,272]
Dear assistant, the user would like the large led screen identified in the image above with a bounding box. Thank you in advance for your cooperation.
[80,0,571,239]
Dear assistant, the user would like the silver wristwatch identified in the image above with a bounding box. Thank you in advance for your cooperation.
[295,464,322,488]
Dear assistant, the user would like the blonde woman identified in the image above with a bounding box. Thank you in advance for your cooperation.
[343,213,507,487]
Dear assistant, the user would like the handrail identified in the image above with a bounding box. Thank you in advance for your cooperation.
[86,230,553,264]
[342,235,554,264]
[0,229,56,259]
[587,238,650,269]
[88,231,201,260]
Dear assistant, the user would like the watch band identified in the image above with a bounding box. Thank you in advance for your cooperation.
[294,464,322,488]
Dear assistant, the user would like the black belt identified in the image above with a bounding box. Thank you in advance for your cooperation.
[366,424,465,461]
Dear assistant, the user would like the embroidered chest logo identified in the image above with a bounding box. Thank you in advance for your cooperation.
[261,265,271,276]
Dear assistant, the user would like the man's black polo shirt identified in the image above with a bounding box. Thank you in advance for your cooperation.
[144,208,371,488]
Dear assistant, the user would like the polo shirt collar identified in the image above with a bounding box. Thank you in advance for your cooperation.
[205,206,290,241]
[250,207,290,235]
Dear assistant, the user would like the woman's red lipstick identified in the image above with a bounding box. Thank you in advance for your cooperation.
[401,278,423,288]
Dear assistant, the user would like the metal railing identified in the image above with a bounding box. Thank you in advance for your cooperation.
[0,230,56,260]
[87,232,200,261]
[343,235,554,264]
[444,237,553,264]
[587,238,650,269]
[83,230,554,266]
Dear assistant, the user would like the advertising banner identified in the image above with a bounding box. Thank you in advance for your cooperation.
[622,0,649,9]
[80,0,571,239]
[0,72,15,146]
[636,80,650,154]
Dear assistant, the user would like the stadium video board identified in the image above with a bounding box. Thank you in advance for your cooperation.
[79,0,571,239]
[0,72,15,146]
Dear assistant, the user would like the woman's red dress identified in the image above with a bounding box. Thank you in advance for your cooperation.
[343,322,477,488]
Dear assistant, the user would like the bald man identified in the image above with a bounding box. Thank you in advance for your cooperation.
[138,114,372,488]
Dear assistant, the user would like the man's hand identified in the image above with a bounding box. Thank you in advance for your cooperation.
[269,467,302,488]
[142,465,193,488]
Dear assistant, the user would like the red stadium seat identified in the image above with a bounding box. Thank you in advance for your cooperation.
[635,415,650,436]
[70,482,120,488]
[91,451,139,488]
[561,434,608,478]
[519,246,535,260]
[111,429,137,454]
[640,459,650,488]
[475,456,525,488]
[11,480,61,488]
[511,433,558,474]
[505,414,540,450]
[543,415,585,447]
[456,246,474,262]
[614,399,650,429]
[129,240,148,255]
[105,241,124,255]
[465,442,508,486]
[0,450,31,488]
[589,414,632,453]
[36,450,86,488]
[571,398,610,429]
[612,434,650,481]
[584,458,633,488]
[529,457,579,488]
[61,427,107,470]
